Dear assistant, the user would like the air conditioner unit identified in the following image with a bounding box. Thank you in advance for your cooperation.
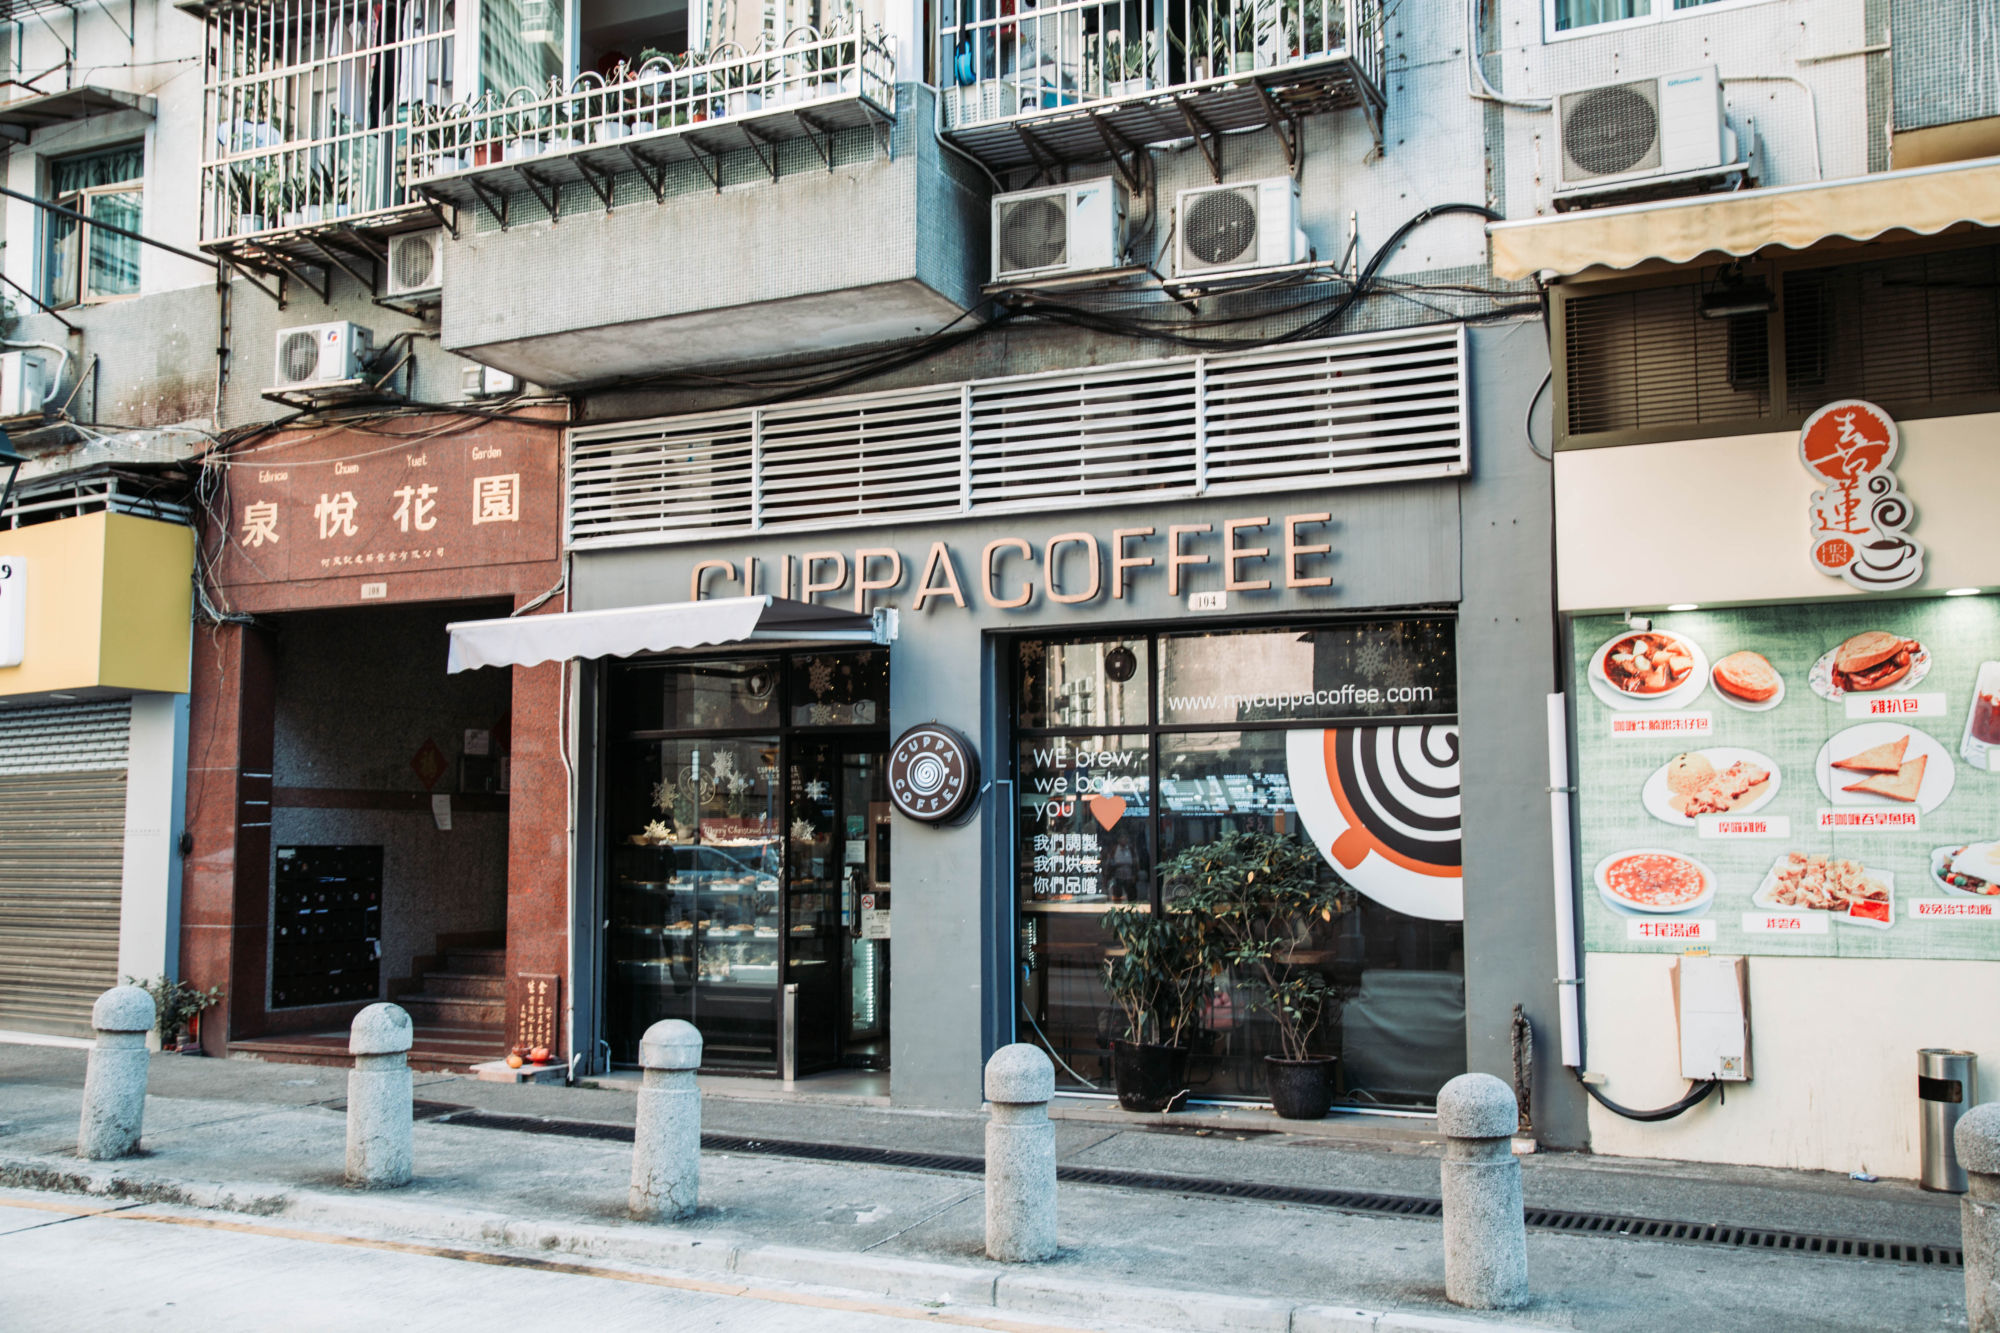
[992,178,1127,282]
[1174,178,1308,278]
[385,229,444,298]
[0,351,49,418]
[1555,66,1738,204]
[461,364,518,399]
[273,322,373,389]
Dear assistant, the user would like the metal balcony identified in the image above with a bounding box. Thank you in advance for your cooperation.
[936,0,1383,178]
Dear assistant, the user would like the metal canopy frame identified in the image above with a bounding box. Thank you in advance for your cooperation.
[0,85,154,144]
[413,94,896,225]
[203,201,456,304]
[941,54,1383,180]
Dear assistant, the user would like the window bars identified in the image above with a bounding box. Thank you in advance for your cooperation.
[935,0,1380,128]
[200,0,458,243]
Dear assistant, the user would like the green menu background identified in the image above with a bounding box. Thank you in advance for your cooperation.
[1574,595,2000,960]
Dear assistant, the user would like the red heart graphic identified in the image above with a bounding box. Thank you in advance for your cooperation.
[1087,794,1127,829]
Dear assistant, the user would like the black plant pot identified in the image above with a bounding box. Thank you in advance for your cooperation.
[1265,1055,1337,1120]
[1111,1040,1192,1113]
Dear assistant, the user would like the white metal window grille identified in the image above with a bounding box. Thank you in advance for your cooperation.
[200,0,458,244]
[568,323,1468,550]
[0,700,132,775]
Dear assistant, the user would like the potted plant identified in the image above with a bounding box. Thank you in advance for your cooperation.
[1099,906,1215,1112]
[127,973,225,1053]
[229,166,270,236]
[1107,30,1154,97]
[1168,829,1350,1120]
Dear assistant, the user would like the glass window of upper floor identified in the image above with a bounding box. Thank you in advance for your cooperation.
[43,144,142,309]
[1547,0,1774,39]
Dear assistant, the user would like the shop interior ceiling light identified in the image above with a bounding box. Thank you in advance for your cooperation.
[1666,603,1700,611]
[1944,587,1983,596]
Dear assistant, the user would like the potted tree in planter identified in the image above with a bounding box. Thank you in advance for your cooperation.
[127,974,224,1053]
[1168,829,1350,1120]
[1100,906,1215,1112]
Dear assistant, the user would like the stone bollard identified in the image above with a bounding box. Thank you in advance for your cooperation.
[1437,1072,1529,1310]
[1958,1103,2000,1332]
[77,985,157,1160]
[629,1019,704,1221]
[984,1043,1057,1262]
[345,1003,414,1188]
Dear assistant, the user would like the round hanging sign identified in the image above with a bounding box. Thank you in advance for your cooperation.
[888,722,980,824]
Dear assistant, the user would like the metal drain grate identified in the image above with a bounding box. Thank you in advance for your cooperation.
[431,1110,1961,1268]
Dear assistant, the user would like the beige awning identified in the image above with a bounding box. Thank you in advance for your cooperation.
[1488,156,2000,281]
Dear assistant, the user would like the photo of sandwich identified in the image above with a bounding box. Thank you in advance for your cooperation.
[1810,630,1930,701]
[1815,722,1955,812]
[1933,842,2000,897]
[1711,650,1784,711]
[1641,748,1780,825]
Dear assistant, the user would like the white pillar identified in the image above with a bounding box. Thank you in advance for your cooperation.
[1437,1072,1529,1310]
[116,693,190,987]
[346,1003,414,1188]
[78,985,156,1160]
[984,1043,1057,1262]
[630,1019,703,1221]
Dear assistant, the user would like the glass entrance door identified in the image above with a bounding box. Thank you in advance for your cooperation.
[785,742,891,1073]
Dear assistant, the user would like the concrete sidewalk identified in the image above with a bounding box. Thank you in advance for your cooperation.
[0,1046,1967,1331]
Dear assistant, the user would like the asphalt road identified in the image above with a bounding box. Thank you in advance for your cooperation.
[0,1195,1074,1333]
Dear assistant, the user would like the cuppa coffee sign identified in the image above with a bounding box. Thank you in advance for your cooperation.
[0,556,22,668]
[1799,400,1924,592]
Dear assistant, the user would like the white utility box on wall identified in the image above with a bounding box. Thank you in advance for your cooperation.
[1672,954,1751,1082]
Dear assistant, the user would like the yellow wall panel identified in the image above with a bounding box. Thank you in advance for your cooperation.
[0,512,192,699]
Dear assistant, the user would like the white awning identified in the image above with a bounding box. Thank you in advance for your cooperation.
[447,595,896,673]
[1488,155,2000,281]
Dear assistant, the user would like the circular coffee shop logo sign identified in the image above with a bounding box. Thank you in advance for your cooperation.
[889,723,980,824]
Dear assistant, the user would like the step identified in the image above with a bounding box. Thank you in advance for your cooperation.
[397,993,505,1027]
[445,948,507,977]
[418,971,507,1000]
[229,1027,504,1073]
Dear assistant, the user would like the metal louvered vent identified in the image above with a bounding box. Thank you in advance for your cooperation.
[0,700,132,774]
[1563,281,1769,437]
[278,330,321,384]
[567,326,1469,550]
[998,196,1069,275]
[1560,80,1662,182]
[1184,187,1259,267]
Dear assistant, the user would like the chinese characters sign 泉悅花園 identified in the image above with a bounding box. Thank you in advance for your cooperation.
[217,431,553,593]
[1799,399,1925,592]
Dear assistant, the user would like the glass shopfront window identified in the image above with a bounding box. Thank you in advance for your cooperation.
[603,649,890,1073]
[1014,620,1468,1110]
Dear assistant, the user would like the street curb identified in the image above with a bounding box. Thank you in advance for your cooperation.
[0,1153,1562,1332]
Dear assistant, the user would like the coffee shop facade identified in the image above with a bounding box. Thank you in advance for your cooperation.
[536,319,1582,1140]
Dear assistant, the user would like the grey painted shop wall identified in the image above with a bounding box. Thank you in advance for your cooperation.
[267,602,513,998]
[575,478,1462,1107]
[1456,319,1583,1150]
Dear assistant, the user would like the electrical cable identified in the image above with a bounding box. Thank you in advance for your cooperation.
[1524,367,1553,460]
[1572,1068,1718,1122]
[1018,999,1100,1091]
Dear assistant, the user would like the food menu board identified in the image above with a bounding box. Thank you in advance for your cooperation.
[1573,596,2000,960]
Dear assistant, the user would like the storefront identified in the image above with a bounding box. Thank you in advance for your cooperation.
[520,321,1578,1128]
[1556,398,2000,1176]
[0,510,194,1037]
[184,414,567,1070]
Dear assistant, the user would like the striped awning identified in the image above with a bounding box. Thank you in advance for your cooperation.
[446,595,894,673]
[1488,156,2000,281]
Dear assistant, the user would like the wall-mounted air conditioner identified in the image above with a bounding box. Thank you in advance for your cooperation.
[1173,178,1308,278]
[385,229,444,298]
[0,351,49,418]
[273,322,373,389]
[462,364,518,399]
[1555,66,1739,207]
[991,178,1127,282]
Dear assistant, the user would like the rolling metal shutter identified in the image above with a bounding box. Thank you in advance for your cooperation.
[0,701,131,1038]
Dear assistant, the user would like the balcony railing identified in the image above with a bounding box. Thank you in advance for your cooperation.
[936,0,1383,167]
[200,0,456,251]
[406,22,896,218]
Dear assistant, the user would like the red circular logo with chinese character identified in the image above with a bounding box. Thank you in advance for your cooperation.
[1799,399,1897,483]
[888,723,979,824]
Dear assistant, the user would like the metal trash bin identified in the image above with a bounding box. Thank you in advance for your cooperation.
[1919,1048,1977,1193]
